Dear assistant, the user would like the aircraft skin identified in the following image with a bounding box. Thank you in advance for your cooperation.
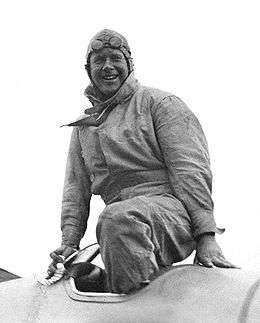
[0,268,20,283]
[0,265,260,323]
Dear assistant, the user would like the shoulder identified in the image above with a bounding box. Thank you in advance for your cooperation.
[136,85,172,105]
[136,85,193,119]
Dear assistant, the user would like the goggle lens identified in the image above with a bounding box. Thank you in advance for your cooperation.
[91,36,123,51]
[109,36,122,48]
[91,40,104,51]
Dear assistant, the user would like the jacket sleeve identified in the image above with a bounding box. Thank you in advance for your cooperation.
[61,127,92,248]
[152,95,223,238]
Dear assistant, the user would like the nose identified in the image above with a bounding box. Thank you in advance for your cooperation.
[102,58,114,72]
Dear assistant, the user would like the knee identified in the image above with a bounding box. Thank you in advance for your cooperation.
[97,202,129,227]
[96,202,131,242]
[96,200,150,245]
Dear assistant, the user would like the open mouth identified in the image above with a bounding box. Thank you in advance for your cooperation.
[102,75,118,81]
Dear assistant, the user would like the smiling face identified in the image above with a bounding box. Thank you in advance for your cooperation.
[89,47,129,99]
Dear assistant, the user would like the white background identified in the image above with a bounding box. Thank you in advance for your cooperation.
[0,0,259,277]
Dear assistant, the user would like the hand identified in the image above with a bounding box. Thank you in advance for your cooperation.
[194,233,238,268]
[47,245,77,278]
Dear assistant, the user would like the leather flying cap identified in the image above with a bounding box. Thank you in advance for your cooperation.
[85,29,134,78]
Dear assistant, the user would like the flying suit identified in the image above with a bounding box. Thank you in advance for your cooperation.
[61,73,222,293]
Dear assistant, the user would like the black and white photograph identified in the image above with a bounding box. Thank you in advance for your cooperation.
[0,1,260,321]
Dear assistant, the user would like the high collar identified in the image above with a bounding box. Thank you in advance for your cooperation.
[84,72,139,107]
[63,72,139,127]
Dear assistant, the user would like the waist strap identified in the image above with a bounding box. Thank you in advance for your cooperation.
[101,169,172,204]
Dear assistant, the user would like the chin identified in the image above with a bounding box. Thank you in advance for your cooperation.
[103,87,120,98]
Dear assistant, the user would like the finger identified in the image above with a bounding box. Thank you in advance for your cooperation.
[212,257,239,269]
[219,257,240,268]
[212,257,231,268]
[46,263,57,278]
[198,257,214,268]
[223,261,240,269]
[46,271,53,279]
[217,253,229,261]
[215,254,240,268]
[49,262,57,271]
[50,251,64,263]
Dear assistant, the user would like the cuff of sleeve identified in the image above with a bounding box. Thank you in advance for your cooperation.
[190,209,225,239]
[62,225,81,249]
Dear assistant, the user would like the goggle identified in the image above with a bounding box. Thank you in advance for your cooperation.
[90,36,124,51]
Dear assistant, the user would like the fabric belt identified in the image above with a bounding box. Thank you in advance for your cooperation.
[101,169,173,204]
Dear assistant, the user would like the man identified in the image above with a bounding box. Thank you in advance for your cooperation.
[49,29,235,294]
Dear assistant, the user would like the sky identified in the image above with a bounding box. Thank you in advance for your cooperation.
[0,0,259,277]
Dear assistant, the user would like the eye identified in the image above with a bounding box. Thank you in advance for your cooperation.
[111,54,123,62]
[92,55,105,64]
[93,57,104,64]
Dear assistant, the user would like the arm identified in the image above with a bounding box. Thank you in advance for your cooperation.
[61,127,92,248]
[48,127,91,274]
[152,95,219,238]
[152,96,236,268]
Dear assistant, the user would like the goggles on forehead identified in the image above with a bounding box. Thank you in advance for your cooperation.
[90,36,125,52]
[85,33,133,73]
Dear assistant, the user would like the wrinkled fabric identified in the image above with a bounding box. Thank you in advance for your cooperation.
[61,73,221,245]
[60,73,222,292]
[96,194,195,293]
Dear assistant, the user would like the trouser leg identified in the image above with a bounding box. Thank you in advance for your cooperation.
[96,194,195,294]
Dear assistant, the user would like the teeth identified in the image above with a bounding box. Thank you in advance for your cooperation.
[103,75,117,80]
